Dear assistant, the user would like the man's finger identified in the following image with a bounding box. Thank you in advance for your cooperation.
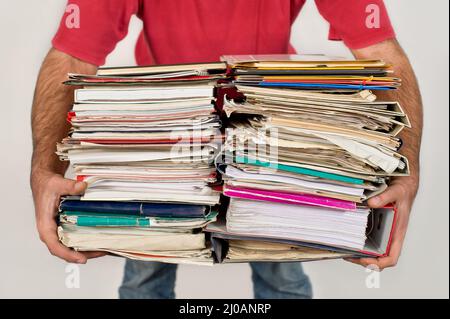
[81,251,108,259]
[345,239,402,270]
[367,184,403,208]
[40,226,87,264]
[53,177,87,196]
[375,257,397,270]
[376,236,403,269]
[344,257,365,266]
[345,257,380,269]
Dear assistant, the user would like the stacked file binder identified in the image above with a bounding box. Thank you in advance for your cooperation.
[207,55,410,263]
[57,62,226,264]
[55,55,410,265]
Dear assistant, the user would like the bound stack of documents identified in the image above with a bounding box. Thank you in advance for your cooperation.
[57,62,227,264]
[207,55,410,262]
[55,56,410,265]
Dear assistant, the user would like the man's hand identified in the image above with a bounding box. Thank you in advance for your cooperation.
[31,171,106,263]
[345,176,418,270]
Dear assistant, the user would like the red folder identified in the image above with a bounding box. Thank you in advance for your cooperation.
[358,205,397,257]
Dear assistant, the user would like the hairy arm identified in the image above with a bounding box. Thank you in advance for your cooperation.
[32,48,91,175]
[348,39,423,269]
[31,48,105,263]
[353,39,422,186]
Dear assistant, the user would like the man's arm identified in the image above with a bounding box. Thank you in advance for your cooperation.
[31,48,105,263]
[347,39,423,270]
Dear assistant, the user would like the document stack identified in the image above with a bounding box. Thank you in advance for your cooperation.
[57,62,226,264]
[208,55,410,263]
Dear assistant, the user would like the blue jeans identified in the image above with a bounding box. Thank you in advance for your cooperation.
[119,260,312,299]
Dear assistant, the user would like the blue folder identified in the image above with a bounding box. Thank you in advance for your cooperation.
[258,82,394,90]
[59,199,208,218]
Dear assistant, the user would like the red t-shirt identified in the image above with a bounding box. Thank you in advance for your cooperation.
[52,0,396,66]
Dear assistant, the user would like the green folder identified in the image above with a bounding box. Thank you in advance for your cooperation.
[235,155,364,185]
[61,210,218,227]
[71,215,150,227]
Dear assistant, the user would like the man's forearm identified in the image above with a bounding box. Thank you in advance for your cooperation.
[31,48,97,178]
[388,54,423,186]
[352,39,423,185]
[30,49,104,263]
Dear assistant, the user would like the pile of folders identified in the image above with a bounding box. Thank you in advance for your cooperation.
[57,62,226,264]
[56,55,410,265]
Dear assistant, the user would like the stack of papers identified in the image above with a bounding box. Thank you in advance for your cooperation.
[225,54,400,90]
[209,55,409,258]
[54,56,406,264]
[57,62,227,264]
[225,239,348,262]
[226,199,369,250]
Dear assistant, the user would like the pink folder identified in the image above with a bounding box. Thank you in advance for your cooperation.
[223,186,357,211]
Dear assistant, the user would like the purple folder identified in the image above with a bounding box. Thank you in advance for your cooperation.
[223,186,356,211]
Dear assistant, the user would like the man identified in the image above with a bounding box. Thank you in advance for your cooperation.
[31,0,422,299]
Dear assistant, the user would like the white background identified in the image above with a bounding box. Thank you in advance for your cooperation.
[0,0,448,298]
